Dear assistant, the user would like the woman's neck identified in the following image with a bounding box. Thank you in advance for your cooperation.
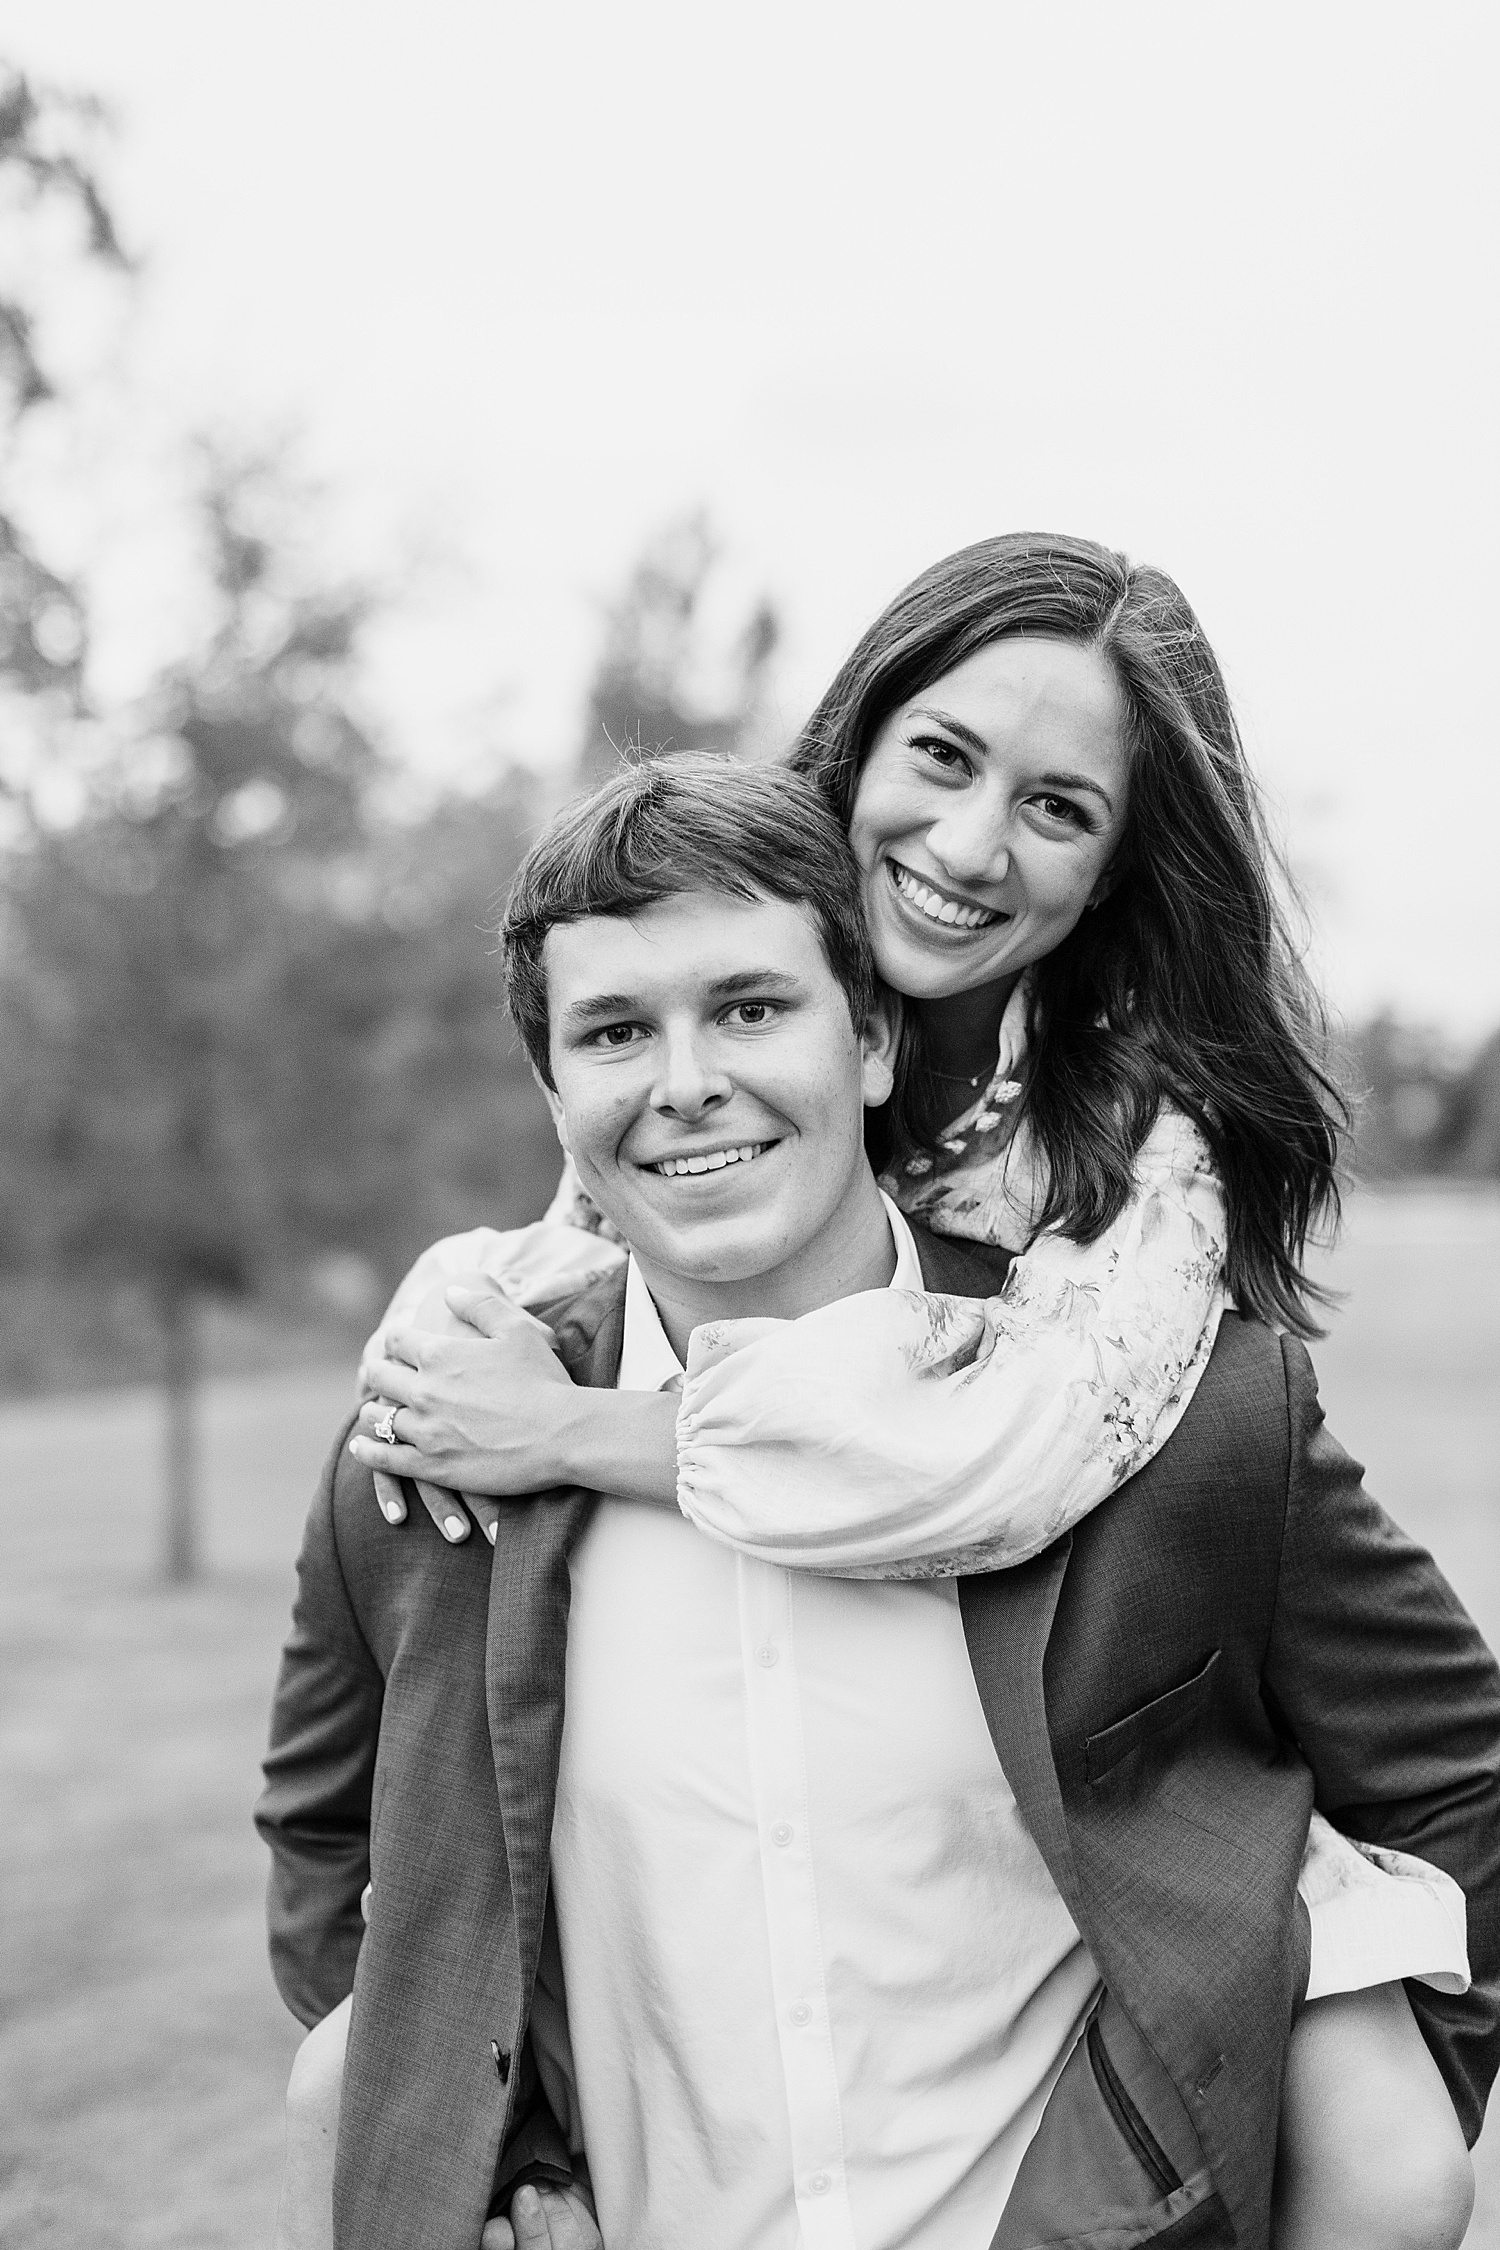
[916,973,1019,1088]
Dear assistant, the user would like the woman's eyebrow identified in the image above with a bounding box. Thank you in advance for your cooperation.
[908,707,991,759]
[1036,769,1116,813]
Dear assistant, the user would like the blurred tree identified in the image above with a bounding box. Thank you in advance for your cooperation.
[1447,1029,1500,1178]
[577,512,779,781]
[1341,1013,1467,1181]
[0,449,554,1579]
[0,64,128,715]
[0,450,381,1578]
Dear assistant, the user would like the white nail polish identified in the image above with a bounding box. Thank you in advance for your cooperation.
[486,1522,498,1544]
[383,1502,401,1522]
[444,1515,466,1539]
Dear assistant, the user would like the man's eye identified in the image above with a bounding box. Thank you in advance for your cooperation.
[590,1022,644,1049]
[724,1001,778,1027]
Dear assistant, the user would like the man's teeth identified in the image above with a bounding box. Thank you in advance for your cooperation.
[653,1143,768,1178]
[891,862,999,930]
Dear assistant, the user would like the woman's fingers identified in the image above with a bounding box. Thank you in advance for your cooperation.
[478,2222,516,2250]
[445,1283,556,1346]
[360,1354,422,1407]
[364,1453,476,1546]
[415,1479,472,1543]
[372,1469,407,1525]
[466,1495,504,1546]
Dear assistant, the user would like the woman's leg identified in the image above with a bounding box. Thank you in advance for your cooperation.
[273,1995,352,2250]
[1273,1982,1473,2250]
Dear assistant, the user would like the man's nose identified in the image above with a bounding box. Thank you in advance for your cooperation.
[649,1026,732,1120]
[926,795,1011,890]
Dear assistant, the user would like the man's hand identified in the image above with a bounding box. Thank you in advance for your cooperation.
[348,1281,577,1542]
[480,2181,603,2250]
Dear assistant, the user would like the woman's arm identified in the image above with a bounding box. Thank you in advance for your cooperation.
[355,1108,1229,1578]
[674,1106,1227,1576]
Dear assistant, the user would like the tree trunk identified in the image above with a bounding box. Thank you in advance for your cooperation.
[160,1283,199,1585]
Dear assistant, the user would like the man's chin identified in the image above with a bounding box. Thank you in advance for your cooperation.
[623,1213,787,1291]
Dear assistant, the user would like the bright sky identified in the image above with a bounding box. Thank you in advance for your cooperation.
[9,0,1500,1031]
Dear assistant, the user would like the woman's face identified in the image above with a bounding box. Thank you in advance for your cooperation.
[848,636,1131,1003]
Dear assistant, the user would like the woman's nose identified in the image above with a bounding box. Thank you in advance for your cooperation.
[926,799,1011,890]
[650,1029,732,1119]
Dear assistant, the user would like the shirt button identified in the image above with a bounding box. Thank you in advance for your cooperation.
[771,1821,794,1848]
[809,2172,831,2195]
[790,2002,812,2026]
[755,1644,779,1668]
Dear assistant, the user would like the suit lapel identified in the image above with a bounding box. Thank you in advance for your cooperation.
[958,1541,1086,1926]
[485,1273,628,2013]
[910,1227,1080,1910]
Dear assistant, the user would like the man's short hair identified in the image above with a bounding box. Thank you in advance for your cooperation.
[502,753,877,1087]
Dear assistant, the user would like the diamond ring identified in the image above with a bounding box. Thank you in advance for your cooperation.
[373,1406,400,1445]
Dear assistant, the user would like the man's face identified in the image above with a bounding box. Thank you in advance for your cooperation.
[542,890,893,1296]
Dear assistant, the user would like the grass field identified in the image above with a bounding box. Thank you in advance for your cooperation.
[2,1186,1498,2248]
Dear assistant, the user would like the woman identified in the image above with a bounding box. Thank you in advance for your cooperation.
[312,536,1474,2248]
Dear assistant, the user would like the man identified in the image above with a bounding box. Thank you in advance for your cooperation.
[258,757,1500,2250]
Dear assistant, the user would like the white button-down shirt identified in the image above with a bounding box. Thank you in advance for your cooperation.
[532,1197,1100,2250]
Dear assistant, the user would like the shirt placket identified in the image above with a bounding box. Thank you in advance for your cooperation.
[736,1554,856,2250]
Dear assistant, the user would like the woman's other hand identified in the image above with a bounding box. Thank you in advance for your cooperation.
[481,2181,603,2250]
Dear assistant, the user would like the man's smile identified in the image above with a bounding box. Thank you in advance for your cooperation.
[643,1139,780,1179]
[886,857,1008,933]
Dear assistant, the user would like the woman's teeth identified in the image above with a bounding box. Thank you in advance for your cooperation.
[652,1143,769,1178]
[890,862,1001,930]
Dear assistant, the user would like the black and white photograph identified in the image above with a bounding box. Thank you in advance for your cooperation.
[1,6,1498,2247]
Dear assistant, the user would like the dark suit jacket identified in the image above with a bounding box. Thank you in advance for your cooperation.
[257,1227,1500,2250]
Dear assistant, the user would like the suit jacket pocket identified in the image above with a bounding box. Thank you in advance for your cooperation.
[1086,1651,1221,1785]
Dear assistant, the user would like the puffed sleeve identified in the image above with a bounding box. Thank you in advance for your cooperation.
[362,1159,627,1371]
[675,1107,1228,1578]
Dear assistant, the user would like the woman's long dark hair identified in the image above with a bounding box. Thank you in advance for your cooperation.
[789,532,1348,1336]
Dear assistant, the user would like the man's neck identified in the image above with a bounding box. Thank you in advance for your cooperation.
[637,1167,898,1363]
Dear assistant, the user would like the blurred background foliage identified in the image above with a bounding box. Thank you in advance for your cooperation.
[0,61,1496,1577]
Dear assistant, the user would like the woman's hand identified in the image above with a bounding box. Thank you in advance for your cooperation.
[350,1283,579,1540]
[351,1280,682,1538]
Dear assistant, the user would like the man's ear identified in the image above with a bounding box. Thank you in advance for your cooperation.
[535,1066,571,1156]
[858,987,900,1111]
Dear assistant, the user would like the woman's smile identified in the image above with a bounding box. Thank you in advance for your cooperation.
[885,856,1009,935]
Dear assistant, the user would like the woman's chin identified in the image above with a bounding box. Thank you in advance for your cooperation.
[871,921,1018,1003]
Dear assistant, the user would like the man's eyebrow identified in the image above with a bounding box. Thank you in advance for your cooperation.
[702,968,804,1001]
[559,992,643,1032]
[909,707,1116,813]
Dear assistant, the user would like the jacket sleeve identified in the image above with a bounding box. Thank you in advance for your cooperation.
[1266,1337,1500,2143]
[255,1419,385,2029]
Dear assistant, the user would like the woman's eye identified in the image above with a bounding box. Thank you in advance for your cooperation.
[910,734,971,775]
[1034,794,1090,829]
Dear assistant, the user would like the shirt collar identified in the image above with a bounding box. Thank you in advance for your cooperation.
[618,1189,920,1395]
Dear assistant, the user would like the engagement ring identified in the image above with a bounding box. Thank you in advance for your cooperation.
[373,1406,400,1445]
